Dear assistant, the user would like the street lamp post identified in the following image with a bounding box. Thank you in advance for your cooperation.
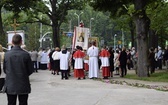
[90,18,94,37]
[121,28,124,47]
[114,34,117,49]
[40,15,43,48]
[74,12,83,26]
[39,32,52,48]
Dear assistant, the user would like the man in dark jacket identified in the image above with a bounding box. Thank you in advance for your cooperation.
[119,47,127,77]
[3,34,34,105]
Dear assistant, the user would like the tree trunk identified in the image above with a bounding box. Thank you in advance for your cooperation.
[134,0,150,77]
[0,6,6,46]
[52,24,60,48]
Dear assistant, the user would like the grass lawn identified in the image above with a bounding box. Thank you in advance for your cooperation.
[125,71,168,82]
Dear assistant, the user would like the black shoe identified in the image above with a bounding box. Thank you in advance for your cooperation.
[103,77,108,79]
[65,78,69,80]
[83,77,86,79]
[93,77,97,79]
[78,78,81,80]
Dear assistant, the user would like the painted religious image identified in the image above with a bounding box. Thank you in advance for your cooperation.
[73,27,89,50]
[88,37,99,48]
[77,32,84,42]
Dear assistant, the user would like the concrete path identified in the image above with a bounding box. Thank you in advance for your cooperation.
[0,70,168,105]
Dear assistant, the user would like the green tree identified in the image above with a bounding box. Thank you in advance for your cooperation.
[23,0,86,48]
[147,2,168,48]
[0,1,7,46]
[89,0,166,77]
[0,0,39,46]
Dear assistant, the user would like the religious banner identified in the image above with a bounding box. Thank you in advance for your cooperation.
[72,26,89,50]
[7,30,25,50]
[88,37,99,48]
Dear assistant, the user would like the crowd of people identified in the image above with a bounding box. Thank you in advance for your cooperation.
[1,34,168,105]
[1,42,168,81]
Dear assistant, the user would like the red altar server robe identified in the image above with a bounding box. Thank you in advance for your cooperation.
[73,50,85,78]
[99,49,110,77]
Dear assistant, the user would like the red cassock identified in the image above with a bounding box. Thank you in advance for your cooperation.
[99,49,111,77]
[73,50,85,78]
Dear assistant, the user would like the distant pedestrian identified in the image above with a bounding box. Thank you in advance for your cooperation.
[3,34,34,105]
[148,47,155,74]
[157,47,163,69]
[37,48,43,69]
[127,49,131,70]
[131,47,137,69]
[87,41,99,79]
[108,47,114,77]
[52,47,60,75]
[48,48,55,74]
[119,47,127,77]
[71,49,76,70]
[30,49,38,72]
[40,49,48,70]
[114,50,120,75]
[154,48,158,69]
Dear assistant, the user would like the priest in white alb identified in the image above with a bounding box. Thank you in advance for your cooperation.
[87,41,99,79]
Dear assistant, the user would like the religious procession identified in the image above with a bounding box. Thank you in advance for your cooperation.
[1,1,168,105]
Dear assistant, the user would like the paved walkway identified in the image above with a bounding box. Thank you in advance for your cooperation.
[0,70,168,105]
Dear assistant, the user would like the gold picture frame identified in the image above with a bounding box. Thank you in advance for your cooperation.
[88,37,99,48]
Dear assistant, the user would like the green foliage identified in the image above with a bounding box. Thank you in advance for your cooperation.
[147,2,168,33]
[89,0,132,17]
[61,4,132,47]
[1,0,38,19]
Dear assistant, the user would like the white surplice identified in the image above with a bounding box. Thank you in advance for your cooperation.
[58,51,70,70]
